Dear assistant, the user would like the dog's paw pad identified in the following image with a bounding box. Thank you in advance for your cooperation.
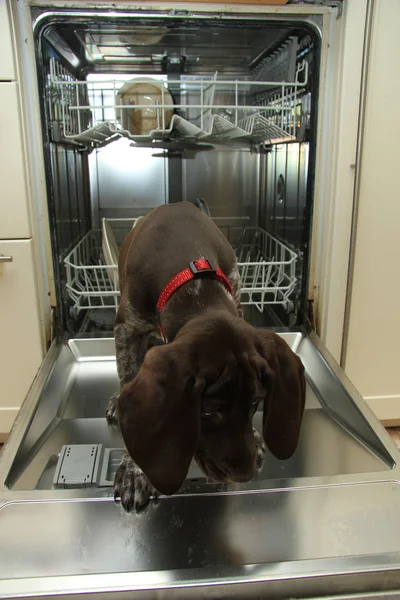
[114,453,158,513]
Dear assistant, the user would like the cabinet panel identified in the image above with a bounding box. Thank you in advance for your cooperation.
[345,0,400,421]
[0,239,43,435]
[0,0,16,81]
[0,83,31,238]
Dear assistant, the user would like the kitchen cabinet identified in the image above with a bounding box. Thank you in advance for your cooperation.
[0,4,47,437]
[0,239,43,440]
[344,0,400,424]
[0,82,32,239]
[0,0,16,81]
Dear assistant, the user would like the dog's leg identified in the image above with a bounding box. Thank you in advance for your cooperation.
[114,451,159,512]
[107,315,158,512]
[106,320,151,424]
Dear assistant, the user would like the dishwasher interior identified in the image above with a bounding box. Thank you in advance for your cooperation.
[2,7,395,487]
[3,7,400,597]
[40,15,315,335]
[4,9,395,493]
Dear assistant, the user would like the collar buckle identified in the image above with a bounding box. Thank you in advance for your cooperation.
[189,258,216,275]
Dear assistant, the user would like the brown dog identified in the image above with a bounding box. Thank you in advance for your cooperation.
[106,203,305,512]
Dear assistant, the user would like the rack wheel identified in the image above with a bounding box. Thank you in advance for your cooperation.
[285,301,295,314]
[69,306,78,320]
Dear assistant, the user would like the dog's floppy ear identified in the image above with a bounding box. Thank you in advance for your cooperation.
[117,343,203,495]
[254,330,305,460]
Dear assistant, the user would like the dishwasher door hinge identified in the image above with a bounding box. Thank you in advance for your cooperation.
[336,2,343,20]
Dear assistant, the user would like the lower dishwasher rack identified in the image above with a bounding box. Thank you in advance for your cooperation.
[64,217,298,315]
[1,330,400,599]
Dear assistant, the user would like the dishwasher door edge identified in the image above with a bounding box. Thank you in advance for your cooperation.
[0,337,63,485]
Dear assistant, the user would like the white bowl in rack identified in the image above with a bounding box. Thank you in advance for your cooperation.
[101,219,119,289]
[115,78,174,136]
[101,217,145,292]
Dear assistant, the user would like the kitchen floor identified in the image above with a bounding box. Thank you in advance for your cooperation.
[388,428,400,447]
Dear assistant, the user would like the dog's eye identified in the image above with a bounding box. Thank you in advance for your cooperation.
[251,398,262,410]
[201,410,225,425]
[253,395,265,404]
[202,399,227,416]
[202,410,221,418]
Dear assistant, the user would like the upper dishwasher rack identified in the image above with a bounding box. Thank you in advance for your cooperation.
[48,58,308,147]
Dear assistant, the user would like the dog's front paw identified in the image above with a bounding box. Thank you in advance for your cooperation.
[114,452,158,513]
[253,427,266,473]
[106,395,118,424]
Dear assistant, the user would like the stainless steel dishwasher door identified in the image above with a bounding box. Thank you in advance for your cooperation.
[0,331,400,600]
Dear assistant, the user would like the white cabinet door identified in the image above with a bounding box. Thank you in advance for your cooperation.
[0,83,31,239]
[345,0,400,423]
[0,0,16,81]
[0,239,43,437]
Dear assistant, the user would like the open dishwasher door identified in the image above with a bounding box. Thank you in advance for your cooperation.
[1,330,400,600]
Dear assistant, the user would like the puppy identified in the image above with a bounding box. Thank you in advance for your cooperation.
[106,203,305,512]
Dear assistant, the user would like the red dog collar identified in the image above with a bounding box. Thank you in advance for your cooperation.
[156,258,232,339]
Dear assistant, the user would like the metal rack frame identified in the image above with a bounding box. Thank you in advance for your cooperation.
[64,218,298,314]
[49,59,308,146]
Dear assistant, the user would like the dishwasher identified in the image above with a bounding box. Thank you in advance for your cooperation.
[2,2,400,599]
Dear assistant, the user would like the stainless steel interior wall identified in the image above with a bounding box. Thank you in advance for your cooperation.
[182,147,260,224]
[50,143,91,258]
[260,142,309,251]
[89,138,168,226]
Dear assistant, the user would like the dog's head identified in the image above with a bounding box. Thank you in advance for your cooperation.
[117,312,305,495]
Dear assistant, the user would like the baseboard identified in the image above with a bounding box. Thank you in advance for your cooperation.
[364,395,400,426]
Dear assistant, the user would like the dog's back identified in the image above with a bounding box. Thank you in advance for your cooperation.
[119,203,237,312]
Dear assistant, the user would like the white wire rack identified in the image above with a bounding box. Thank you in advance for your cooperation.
[221,224,298,311]
[251,36,299,84]
[49,59,308,146]
[64,218,298,314]
[64,230,121,312]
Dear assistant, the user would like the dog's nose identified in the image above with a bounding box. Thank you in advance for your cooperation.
[230,471,253,483]
[222,461,255,483]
